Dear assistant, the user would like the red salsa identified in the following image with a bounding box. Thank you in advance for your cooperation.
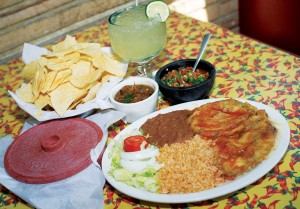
[114,84,154,103]
[161,66,209,87]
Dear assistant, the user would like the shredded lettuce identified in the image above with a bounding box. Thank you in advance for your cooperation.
[108,130,163,192]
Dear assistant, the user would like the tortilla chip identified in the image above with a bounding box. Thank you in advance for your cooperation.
[17,83,35,103]
[52,35,77,52]
[49,69,71,91]
[49,82,85,116]
[63,52,81,66]
[41,70,58,93]
[69,91,89,110]
[21,60,40,82]
[69,69,103,88]
[31,66,45,98]
[70,61,91,76]
[35,93,50,111]
[82,82,102,103]
[93,52,125,77]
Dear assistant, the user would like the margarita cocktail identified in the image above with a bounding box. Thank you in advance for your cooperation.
[108,4,167,76]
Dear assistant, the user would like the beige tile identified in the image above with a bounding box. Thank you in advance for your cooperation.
[219,0,238,17]
[214,11,239,29]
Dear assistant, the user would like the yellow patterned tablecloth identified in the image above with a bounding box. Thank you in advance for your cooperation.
[0,11,299,209]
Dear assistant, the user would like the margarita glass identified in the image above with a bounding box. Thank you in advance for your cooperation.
[108,4,167,76]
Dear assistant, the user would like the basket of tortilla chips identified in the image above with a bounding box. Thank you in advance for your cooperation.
[9,35,128,121]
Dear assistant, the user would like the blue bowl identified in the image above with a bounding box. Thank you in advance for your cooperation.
[155,59,216,104]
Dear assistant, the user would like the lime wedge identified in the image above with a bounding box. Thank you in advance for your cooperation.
[146,1,169,22]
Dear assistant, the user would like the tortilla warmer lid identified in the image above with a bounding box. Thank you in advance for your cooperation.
[4,118,103,184]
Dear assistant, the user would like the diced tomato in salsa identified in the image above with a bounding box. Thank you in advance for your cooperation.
[161,66,209,87]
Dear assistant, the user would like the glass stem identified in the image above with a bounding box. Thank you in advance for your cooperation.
[137,61,153,77]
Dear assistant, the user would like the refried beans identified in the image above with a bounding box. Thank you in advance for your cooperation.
[140,110,194,147]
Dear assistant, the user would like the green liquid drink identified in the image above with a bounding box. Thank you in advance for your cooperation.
[108,5,167,75]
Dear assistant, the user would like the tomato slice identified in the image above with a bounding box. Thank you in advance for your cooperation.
[123,135,149,152]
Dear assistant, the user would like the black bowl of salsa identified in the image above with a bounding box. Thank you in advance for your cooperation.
[155,59,216,104]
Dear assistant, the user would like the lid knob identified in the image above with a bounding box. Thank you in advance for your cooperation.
[41,135,63,152]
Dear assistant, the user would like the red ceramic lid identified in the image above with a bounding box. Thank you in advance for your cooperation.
[4,118,103,184]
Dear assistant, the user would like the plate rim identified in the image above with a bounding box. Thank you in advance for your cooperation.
[102,98,290,203]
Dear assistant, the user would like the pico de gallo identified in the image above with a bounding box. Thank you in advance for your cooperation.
[161,66,209,87]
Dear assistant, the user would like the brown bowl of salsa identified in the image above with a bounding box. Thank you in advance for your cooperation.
[155,59,216,104]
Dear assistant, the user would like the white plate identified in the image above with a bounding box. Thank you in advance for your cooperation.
[102,98,290,203]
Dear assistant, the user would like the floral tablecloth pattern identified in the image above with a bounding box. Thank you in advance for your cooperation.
[0,11,299,209]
